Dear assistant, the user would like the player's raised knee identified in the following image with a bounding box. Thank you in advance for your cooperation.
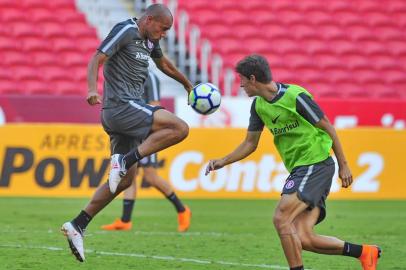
[174,119,189,141]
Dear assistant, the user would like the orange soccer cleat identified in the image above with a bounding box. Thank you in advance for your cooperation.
[359,245,381,270]
[101,218,132,231]
[177,206,192,232]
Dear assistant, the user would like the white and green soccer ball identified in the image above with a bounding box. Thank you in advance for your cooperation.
[188,83,221,115]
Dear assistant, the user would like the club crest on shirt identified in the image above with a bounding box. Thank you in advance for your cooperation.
[285,180,295,189]
[147,40,154,50]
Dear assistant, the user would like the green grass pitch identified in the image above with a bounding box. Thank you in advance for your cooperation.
[0,197,405,270]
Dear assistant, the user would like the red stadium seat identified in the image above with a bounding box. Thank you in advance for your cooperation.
[65,22,97,38]
[188,9,218,26]
[42,66,68,82]
[342,55,371,71]
[329,40,363,56]
[54,8,86,23]
[0,80,25,94]
[296,1,327,12]
[32,51,61,66]
[0,0,17,8]
[71,66,88,82]
[1,8,25,22]
[40,22,66,38]
[21,37,53,52]
[355,70,381,84]
[12,66,41,81]
[20,0,51,8]
[222,9,246,25]
[289,24,320,40]
[334,11,364,26]
[31,8,60,23]
[327,1,353,12]
[371,55,403,71]
[302,39,333,55]
[357,41,388,56]
[385,70,406,84]
[347,26,376,41]
[374,26,404,42]
[231,24,260,40]
[21,0,74,9]
[262,24,288,40]
[200,24,233,40]
[268,1,295,11]
[357,1,384,13]
[386,41,406,56]
[277,10,305,25]
[52,37,77,52]
[77,37,100,53]
[212,38,243,55]
[318,24,348,41]
[23,80,50,94]
[1,51,30,66]
[10,22,42,37]
[0,68,13,80]
[251,10,280,25]
[244,38,272,55]
[306,11,333,25]
[46,0,75,9]
[243,0,272,11]
[177,0,207,11]
[366,12,394,27]
[61,52,88,67]
[284,54,315,70]
[54,80,82,95]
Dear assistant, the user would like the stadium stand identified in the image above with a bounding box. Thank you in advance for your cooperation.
[0,0,101,95]
[176,0,406,98]
[1,0,405,99]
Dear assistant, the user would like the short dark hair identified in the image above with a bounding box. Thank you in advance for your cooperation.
[145,3,173,21]
[235,54,272,83]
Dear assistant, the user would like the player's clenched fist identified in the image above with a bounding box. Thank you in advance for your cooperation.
[87,92,102,105]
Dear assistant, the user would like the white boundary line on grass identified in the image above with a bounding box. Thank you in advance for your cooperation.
[0,243,306,270]
[0,228,256,237]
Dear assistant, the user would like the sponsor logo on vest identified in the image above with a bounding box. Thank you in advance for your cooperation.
[270,120,300,135]
[147,40,154,49]
[271,114,281,124]
[284,180,295,189]
[136,52,149,60]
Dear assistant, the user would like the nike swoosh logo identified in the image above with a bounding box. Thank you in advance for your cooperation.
[272,114,281,124]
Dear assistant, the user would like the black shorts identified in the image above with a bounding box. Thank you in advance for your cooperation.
[101,100,163,155]
[282,157,335,225]
[139,153,159,168]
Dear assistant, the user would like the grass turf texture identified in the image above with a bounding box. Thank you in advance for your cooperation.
[0,197,405,270]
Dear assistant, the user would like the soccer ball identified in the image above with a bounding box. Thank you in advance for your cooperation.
[188,83,221,115]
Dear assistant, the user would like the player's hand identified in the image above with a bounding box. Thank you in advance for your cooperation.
[87,91,102,105]
[205,159,225,176]
[185,84,193,94]
[185,85,193,105]
[339,164,353,188]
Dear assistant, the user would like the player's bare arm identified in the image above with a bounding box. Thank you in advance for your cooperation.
[205,131,262,175]
[149,101,160,106]
[315,116,353,188]
[86,52,107,105]
[153,56,193,93]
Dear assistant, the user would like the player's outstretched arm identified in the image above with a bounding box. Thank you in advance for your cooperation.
[205,131,262,175]
[86,52,107,105]
[316,116,353,188]
[152,56,193,93]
